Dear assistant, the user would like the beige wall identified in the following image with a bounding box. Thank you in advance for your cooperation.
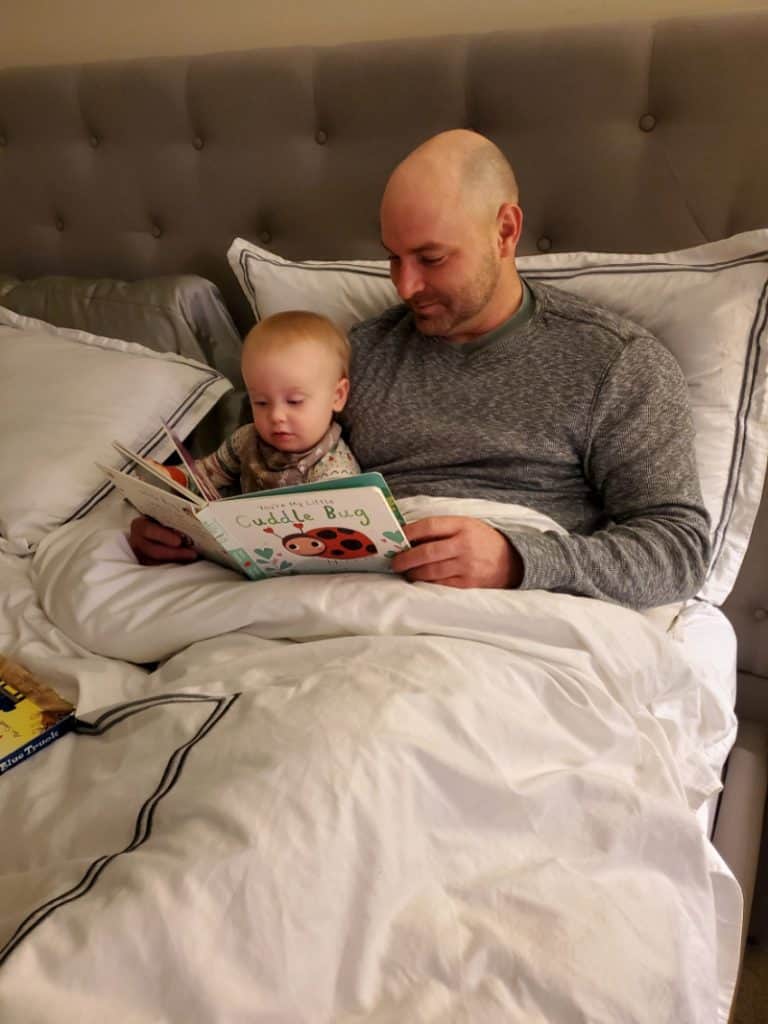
[2,0,768,68]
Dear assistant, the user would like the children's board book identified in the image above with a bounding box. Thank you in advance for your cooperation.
[99,422,410,579]
[0,655,76,775]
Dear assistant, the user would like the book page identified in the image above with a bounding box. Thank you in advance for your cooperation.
[99,464,238,571]
[160,419,221,502]
[112,441,203,505]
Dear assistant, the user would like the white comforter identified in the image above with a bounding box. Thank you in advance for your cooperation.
[0,497,741,1024]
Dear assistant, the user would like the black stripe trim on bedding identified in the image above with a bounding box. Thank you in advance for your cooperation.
[707,275,768,577]
[523,252,768,591]
[521,250,768,279]
[237,249,392,322]
[0,692,240,967]
[62,372,226,526]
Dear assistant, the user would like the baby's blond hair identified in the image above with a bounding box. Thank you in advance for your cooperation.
[243,311,350,376]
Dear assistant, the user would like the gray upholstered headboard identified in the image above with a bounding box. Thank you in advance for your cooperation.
[1,10,766,690]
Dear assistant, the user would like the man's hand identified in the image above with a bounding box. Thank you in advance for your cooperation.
[128,516,199,565]
[391,516,524,589]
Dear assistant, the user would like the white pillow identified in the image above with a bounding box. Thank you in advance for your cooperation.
[0,307,233,553]
[227,232,768,605]
[228,238,398,332]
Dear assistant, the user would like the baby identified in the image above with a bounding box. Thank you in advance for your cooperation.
[162,310,360,495]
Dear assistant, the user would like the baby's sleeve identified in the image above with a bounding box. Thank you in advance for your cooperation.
[196,426,250,489]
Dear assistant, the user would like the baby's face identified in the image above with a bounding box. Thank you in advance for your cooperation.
[242,339,349,453]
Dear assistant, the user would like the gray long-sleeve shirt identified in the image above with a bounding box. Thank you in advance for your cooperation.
[340,280,710,609]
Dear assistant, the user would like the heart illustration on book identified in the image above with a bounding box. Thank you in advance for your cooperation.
[254,547,274,560]
[383,530,404,543]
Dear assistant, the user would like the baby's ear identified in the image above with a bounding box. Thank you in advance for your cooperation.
[333,376,350,411]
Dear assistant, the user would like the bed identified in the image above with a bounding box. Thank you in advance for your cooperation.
[1,10,767,1023]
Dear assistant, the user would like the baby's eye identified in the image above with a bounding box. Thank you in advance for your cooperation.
[287,399,304,406]
[251,400,268,408]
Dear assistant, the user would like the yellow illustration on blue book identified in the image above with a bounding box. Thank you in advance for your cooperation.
[0,654,75,772]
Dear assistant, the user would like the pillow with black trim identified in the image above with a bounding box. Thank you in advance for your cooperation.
[0,306,233,554]
[228,240,397,333]
[0,273,246,454]
[227,231,768,605]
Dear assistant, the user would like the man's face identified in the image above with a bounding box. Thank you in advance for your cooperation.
[380,192,502,339]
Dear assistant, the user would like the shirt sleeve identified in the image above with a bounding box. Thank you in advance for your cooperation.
[195,426,251,490]
[503,336,711,609]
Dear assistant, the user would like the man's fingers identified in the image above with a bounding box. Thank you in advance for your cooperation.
[403,516,463,544]
[394,517,466,576]
[391,536,458,574]
[394,515,522,589]
[404,558,464,584]
[137,542,198,565]
[142,520,187,547]
[129,516,198,564]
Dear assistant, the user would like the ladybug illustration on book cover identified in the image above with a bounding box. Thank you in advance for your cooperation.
[231,514,406,577]
[266,522,378,559]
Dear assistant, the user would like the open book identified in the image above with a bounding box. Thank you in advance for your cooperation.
[100,423,410,579]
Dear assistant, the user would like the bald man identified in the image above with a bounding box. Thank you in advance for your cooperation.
[337,129,710,606]
[130,130,709,608]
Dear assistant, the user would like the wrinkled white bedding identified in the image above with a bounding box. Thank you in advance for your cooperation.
[0,496,741,1023]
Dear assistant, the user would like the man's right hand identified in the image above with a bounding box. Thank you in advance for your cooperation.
[128,516,199,565]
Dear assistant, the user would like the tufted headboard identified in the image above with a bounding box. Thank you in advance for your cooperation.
[0,10,766,695]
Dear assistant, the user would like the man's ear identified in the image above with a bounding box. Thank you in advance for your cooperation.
[496,203,524,257]
[333,376,350,412]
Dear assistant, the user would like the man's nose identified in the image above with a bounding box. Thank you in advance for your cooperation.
[394,260,424,301]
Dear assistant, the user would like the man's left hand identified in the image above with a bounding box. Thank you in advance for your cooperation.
[391,516,524,589]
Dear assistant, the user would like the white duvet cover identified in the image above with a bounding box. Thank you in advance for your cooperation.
[0,497,741,1024]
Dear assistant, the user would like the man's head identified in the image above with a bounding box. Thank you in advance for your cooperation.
[380,129,524,342]
[241,311,350,453]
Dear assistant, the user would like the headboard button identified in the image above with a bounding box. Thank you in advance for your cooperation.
[754,608,768,622]
[193,136,204,150]
[259,230,272,244]
[537,236,552,253]
[315,130,328,145]
[151,224,162,239]
[54,217,65,232]
[89,134,100,148]
[639,114,657,132]
[0,134,6,147]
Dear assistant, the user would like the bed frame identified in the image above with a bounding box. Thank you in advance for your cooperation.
[1,7,767,955]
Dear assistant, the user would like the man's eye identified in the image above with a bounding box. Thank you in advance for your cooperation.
[421,255,445,266]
